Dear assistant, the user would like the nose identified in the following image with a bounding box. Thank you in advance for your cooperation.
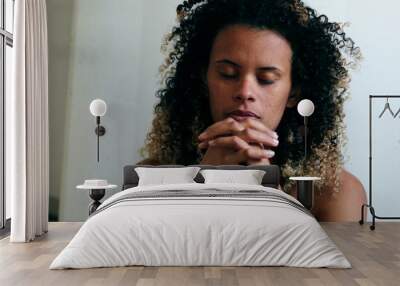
[233,77,256,102]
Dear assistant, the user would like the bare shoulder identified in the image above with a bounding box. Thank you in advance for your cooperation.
[340,169,365,192]
[313,168,367,222]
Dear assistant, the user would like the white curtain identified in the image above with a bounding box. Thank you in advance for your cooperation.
[7,0,49,242]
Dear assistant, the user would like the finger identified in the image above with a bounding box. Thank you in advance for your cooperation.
[199,117,279,146]
[199,135,269,151]
[198,117,244,141]
[199,135,249,150]
[208,135,250,150]
[240,117,279,139]
[237,128,279,148]
[199,135,256,150]
[243,147,275,160]
[224,147,275,164]
[198,141,209,149]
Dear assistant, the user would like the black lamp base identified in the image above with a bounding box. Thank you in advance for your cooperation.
[88,189,105,215]
[296,180,315,210]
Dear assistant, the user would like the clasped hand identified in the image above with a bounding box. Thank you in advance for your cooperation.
[197,117,279,165]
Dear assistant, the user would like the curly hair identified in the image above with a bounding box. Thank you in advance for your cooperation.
[140,0,361,193]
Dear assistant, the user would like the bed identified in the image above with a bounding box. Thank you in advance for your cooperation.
[49,165,350,269]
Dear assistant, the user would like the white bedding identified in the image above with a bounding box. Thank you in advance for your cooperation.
[50,183,351,269]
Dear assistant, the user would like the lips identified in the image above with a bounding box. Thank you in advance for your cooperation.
[228,110,260,121]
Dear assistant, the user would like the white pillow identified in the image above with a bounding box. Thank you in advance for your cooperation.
[135,167,201,186]
[200,169,266,185]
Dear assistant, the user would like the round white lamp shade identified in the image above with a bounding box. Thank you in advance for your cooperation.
[89,99,107,117]
[297,99,315,117]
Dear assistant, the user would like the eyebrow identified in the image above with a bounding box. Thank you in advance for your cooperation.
[215,59,241,68]
[215,59,282,74]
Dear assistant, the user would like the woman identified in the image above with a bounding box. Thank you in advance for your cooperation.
[138,0,366,221]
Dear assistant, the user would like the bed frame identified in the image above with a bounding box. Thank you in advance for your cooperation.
[122,164,281,190]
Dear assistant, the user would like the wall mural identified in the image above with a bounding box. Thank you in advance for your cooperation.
[47,0,400,222]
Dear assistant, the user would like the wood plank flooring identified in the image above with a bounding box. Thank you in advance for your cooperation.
[0,222,399,286]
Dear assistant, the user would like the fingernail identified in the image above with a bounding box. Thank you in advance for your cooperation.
[273,132,279,139]
[273,139,279,146]
[264,150,275,158]
[209,140,215,146]
[198,133,206,139]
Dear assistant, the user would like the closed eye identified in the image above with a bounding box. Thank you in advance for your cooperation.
[258,79,275,85]
[220,72,238,80]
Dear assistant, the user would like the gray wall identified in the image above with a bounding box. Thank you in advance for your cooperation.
[48,0,400,221]
[47,0,180,221]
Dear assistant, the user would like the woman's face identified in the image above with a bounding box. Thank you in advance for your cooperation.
[206,25,294,130]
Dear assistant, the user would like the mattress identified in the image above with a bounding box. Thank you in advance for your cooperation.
[50,183,351,269]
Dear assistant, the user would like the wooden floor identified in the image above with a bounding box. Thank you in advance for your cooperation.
[0,222,399,286]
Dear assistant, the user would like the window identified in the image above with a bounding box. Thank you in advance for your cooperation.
[0,0,14,233]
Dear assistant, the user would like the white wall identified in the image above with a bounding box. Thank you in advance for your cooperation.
[47,0,400,220]
[307,0,400,218]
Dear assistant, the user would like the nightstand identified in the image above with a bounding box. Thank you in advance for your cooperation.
[289,176,321,210]
[77,179,117,215]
